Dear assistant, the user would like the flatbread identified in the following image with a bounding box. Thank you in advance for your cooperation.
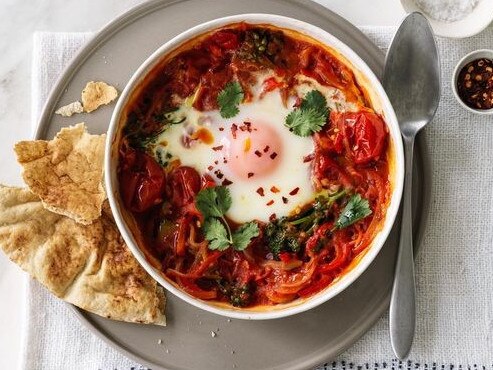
[0,185,166,325]
[55,101,84,117]
[14,123,106,225]
[81,81,118,113]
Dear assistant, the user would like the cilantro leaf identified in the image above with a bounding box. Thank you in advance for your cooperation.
[301,90,329,115]
[195,186,232,219]
[285,108,327,137]
[217,81,244,118]
[335,194,372,229]
[204,218,231,251]
[285,90,329,137]
[197,186,259,252]
[232,222,260,251]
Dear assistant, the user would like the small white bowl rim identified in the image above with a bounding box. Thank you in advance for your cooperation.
[105,14,405,320]
[400,0,493,38]
[451,49,493,115]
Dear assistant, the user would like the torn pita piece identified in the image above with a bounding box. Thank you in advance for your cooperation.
[14,123,106,225]
[0,185,166,325]
[55,101,84,117]
[81,81,118,113]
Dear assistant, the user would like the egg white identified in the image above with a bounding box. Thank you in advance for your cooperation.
[152,74,352,223]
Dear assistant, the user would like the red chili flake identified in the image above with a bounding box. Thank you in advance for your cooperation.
[263,145,270,153]
[212,145,223,151]
[231,124,238,139]
[303,153,314,163]
[219,127,224,131]
[270,186,280,193]
[266,200,274,206]
[223,158,228,164]
[254,150,262,157]
[270,152,278,160]
[269,213,277,222]
[289,187,300,196]
[214,160,219,165]
[247,172,254,178]
[239,125,246,131]
[222,179,233,186]
[207,165,214,171]
[244,122,252,132]
[282,196,288,204]
[256,187,265,196]
[214,170,224,179]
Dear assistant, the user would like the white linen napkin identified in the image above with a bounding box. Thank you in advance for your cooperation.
[26,27,493,370]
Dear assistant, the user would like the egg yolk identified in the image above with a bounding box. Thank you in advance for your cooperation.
[226,122,282,180]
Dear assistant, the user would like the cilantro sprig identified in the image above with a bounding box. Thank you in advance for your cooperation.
[217,81,244,119]
[335,194,372,229]
[195,186,259,251]
[285,90,329,136]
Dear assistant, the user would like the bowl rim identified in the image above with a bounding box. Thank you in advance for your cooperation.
[105,13,405,320]
[451,49,493,115]
[400,0,493,38]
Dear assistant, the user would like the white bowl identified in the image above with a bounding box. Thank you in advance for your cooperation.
[105,14,405,320]
[451,49,493,115]
[400,0,493,38]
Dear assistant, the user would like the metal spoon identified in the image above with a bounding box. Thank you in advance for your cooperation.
[383,12,440,359]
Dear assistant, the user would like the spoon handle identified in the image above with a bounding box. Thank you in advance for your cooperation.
[389,136,416,360]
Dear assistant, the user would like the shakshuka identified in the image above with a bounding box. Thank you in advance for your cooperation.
[118,22,392,308]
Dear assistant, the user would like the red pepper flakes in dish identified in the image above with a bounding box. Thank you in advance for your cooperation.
[270,152,278,160]
[270,186,280,193]
[222,179,233,186]
[263,145,270,153]
[282,196,288,204]
[254,150,262,157]
[457,58,493,110]
[256,187,265,196]
[247,172,254,178]
[212,145,223,151]
[266,200,274,206]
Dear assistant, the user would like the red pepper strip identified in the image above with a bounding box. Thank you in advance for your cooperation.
[190,251,222,277]
[298,274,333,297]
[318,243,351,273]
[167,251,222,279]
[179,278,217,300]
[174,216,190,256]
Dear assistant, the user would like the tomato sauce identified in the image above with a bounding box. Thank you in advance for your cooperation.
[118,23,391,308]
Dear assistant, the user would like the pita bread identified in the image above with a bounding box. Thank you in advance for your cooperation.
[81,81,118,113]
[14,123,106,225]
[0,185,166,325]
[55,101,84,117]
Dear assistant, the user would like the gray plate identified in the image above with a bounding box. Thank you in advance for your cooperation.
[35,1,431,369]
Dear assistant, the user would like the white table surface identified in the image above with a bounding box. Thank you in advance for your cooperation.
[0,0,405,368]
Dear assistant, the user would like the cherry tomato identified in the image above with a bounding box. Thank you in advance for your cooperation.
[212,30,239,50]
[167,166,201,207]
[332,111,387,164]
[312,152,353,188]
[120,149,165,213]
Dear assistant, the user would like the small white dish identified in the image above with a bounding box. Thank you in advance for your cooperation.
[452,49,493,115]
[400,0,493,38]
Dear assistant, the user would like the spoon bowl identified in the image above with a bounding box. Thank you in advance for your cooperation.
[384,12,440,138]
